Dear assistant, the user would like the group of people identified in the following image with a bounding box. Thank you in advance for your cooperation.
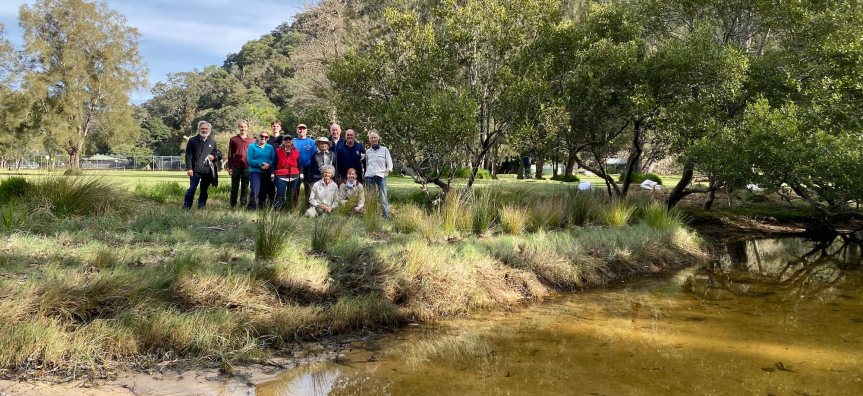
[183,120,393,218]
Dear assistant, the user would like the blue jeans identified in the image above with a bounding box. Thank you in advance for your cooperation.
[364,175,389,218]
[274,176,299,210]
[184,173,212,208]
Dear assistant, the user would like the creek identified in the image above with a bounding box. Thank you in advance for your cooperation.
[4,237,861,396]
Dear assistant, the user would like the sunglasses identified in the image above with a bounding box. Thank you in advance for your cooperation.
[260,135,269,139]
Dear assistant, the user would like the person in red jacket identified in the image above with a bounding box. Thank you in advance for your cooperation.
[274,139,303,210]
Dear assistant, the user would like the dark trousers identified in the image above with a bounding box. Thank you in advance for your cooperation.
[248,172,273,210]
[184,173,212,208]
[275,176,300,210]
[230,166,250,208]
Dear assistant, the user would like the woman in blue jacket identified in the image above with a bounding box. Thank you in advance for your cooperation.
[246,131,276,210]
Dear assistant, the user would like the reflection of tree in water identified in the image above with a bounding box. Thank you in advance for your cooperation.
[688,238,861,301]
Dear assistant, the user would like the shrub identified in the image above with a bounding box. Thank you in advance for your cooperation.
[432,166,492,180]
[63,168,84,176]
[618,172,663,185]
[393,204,425,234]
[499,205,528,235]
[0,177,29,203]
[311,216,352,253]
[550,174,580,183]
[135,182,185,203]
[256,210,296,260]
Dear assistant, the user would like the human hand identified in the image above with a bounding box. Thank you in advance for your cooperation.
[187,170,194,177]
[262,163,270,170]
[207,154,214,161]
[384,172,389,177]
[325,206,332,213]
[353,206,361,213]
[228,168,233,176]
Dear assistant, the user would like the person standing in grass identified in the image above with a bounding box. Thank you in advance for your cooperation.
[336,129,365,184]
[265,120,286,205]
[305,165,338,217]
[364,131,393,218]
[227,120,255,208]
[274,139,302,210]
[338,168,364,213]
[329,123,345,153]
[293,123,316,205]
[183,121,221,209]
[246,131,276,210]
[308,137,337,186]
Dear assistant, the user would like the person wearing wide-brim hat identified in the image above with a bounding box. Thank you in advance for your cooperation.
[308,136,337,186]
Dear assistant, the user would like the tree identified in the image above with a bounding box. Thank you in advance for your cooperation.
[19,0,147,168]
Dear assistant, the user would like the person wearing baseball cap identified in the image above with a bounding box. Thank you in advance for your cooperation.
[292,123,316,205]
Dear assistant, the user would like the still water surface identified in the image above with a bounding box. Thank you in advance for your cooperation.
[249,237,862,396]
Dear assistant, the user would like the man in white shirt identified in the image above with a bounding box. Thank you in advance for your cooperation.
[364,131,393,218]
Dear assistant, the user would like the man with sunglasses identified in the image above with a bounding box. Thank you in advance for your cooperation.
[292,123,316,204]
[246,130,276,210]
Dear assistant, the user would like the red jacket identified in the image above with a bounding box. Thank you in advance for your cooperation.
[275,148,302,176]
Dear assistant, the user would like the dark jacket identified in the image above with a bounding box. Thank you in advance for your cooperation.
[328,137,345,153]
[335,141,366,180]
[308,149,337,183]
[207,148,223,187]
[185,135,219,174]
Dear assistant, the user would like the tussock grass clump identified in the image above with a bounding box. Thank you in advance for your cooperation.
[440,190,471,235]
[27,176,130,217]
[311,216,353,253]
[256,210,297,260]
[393,204,425,234]
[330,294,400,332]
[362,190,383,232]
[499,205,528,235]
[135,181,185,203]
[600,200,636,227]
[527,198,565,232]
[470,187,498,235]
[562,189,602,226]
[0,203,27,232]
[641,201,686,230]
[0,176,29,202]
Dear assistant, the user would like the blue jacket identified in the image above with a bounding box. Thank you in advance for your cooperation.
[336,141,366,179]
[293,137,316,167]
[246,143,276,173]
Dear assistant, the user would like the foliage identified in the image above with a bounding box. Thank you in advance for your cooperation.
[27,176,129,217]
[17,0,147,168]
[0,177,29,203]
[256,210,296,260]
[499,205,528,235]
[618,172,662,185]
[550,174,580,183]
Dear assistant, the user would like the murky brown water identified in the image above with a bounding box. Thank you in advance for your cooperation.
[3,237,861,396]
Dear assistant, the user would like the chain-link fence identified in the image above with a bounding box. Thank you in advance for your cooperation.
[79,156,185,171]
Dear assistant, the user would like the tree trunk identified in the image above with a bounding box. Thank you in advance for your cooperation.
[703,179,717,211]
[667,162,695,209]
[620,121,644,197]
[534,156,544,179]
[517,158,524,179]
[552,160,558,177]
[565,151,576,176]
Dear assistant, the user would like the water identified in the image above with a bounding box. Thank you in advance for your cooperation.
[6,237,860,395]
[251,237,862,396]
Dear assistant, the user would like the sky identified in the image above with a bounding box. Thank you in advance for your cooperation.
[0,0,305,103]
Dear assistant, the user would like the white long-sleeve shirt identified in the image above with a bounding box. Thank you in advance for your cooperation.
[365,145,392,178]
[309,179,339,209]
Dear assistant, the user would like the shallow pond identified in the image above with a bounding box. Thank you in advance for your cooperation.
[5,237,861,396]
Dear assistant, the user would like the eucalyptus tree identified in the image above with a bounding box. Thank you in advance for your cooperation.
[18,0,147,168]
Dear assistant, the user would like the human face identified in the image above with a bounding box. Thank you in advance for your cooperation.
[345,130,355,145]
[258,133,269,145]
[330,124,341,140]
[369,134,379,146]
[297,126,307,138]
[323,170,333,182]
[199,124,211,137]
[316,142,328,152]
[271,123,281,135]
[347,170,357,182]
[238,123,248,136]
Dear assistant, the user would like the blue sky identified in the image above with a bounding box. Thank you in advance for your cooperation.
[0,0,304,103]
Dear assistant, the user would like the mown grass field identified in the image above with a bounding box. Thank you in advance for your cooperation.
[0,170,705,380]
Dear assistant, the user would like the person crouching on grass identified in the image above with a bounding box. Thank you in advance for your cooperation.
[274,139,302,210]
[305,165,338,217]
[338,168,364,213]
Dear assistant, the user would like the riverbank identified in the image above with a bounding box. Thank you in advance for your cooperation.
[0,175,710,383]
